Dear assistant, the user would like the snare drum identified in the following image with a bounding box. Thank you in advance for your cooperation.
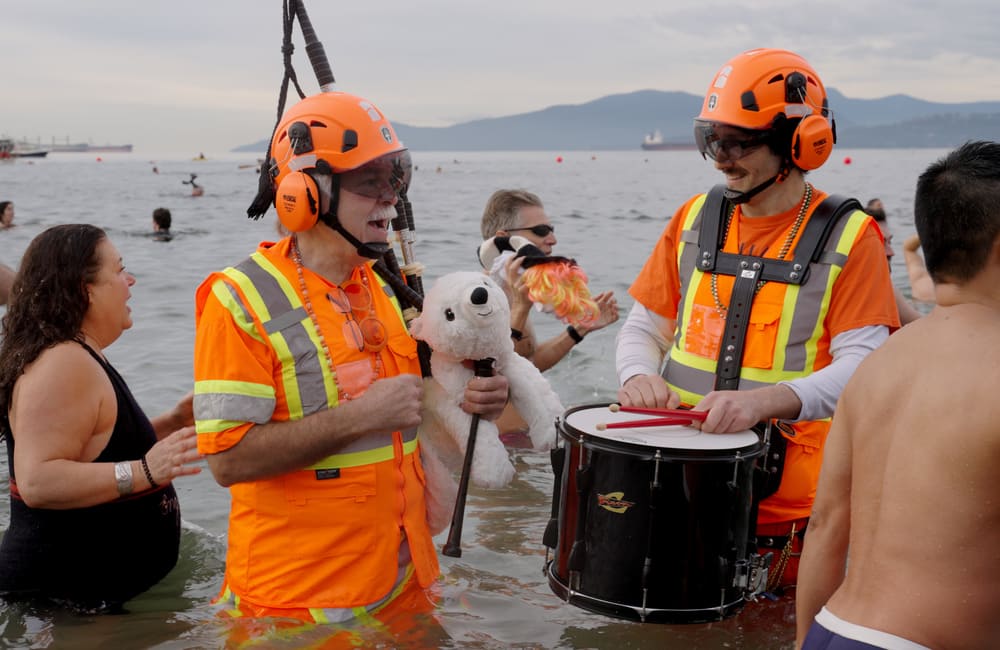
[545,403,765,623]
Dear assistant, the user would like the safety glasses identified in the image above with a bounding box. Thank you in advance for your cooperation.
[339,150,413,202]
[694,120,772,162]
[508,224,555,237]
[327,281,387,352]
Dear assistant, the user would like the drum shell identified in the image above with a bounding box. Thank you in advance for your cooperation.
[548,404,764,623]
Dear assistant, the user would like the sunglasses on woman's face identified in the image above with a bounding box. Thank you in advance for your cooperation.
[508,224,554,237]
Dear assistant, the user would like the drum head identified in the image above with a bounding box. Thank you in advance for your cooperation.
[564,404,759,452]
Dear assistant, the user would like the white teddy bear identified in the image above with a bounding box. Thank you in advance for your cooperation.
[409,271,564,534]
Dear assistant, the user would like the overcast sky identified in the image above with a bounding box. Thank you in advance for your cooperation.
[5,1,999,155]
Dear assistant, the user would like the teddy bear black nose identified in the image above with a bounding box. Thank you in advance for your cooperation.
[470,287,489,305]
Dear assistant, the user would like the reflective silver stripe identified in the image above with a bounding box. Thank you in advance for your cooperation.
[818,250,848,266]
[318,426,418,457]
[664,357,773,394]
[195,391,276,425]
[782,211,856,373]
[263,306,309,335]
[232,256,330,415]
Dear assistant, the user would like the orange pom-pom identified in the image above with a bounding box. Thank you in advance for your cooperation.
[522,261,600,326]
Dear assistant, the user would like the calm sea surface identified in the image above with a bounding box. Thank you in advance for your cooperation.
[0,148,944,648]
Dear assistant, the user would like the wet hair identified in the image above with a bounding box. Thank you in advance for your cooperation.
[0,224,107,414]
[915,141,1000,284]
[152,207,172,230]
[864,198,886,222]
[480,189,543,240]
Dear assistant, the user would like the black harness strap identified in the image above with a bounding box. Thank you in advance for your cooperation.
[694,185,860,391]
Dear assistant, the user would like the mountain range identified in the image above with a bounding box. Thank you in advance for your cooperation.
[233,88,1000,153]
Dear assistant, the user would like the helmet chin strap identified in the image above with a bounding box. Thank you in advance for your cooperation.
[325,217,389,259]
[723,173,779,205]
[316,173,389,260]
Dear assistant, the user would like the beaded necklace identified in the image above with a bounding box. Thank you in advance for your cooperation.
[290,235,383,401]
[710,183,813,313]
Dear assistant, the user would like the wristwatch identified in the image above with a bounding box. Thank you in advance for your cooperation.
[114,461,134,496]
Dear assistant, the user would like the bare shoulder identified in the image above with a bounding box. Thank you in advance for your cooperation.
[15,342,109,407]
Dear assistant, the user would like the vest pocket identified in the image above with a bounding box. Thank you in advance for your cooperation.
[282,466,379,556]
[742,302,782,369]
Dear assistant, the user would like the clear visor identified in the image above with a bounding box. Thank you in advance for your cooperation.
[339,150,412,201]
[693,120,772,162]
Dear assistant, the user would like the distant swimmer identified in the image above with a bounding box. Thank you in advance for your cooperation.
[182,174,204,197]
[151,207,173,242]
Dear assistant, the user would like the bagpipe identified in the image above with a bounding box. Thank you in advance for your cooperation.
[245,0,479,555]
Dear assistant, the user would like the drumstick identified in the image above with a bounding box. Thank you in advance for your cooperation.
[596,416,697,430]
[608,403,708,422]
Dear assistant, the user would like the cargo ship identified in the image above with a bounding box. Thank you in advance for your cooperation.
[641,130,695,151]
[49,141,133,153]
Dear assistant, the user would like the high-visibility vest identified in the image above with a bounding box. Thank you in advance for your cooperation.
[663,193,871,525]
[194,239,437,609]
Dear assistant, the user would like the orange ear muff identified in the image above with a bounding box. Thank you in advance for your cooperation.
[790,114,835,171]
[275,171,320,232]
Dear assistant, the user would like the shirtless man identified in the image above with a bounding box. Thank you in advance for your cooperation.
[796,140,1000,649]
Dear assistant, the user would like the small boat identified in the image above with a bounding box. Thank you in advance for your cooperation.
[12,144,49,158]
[0,138,12,160]
[12,150,49,158]
[640,129,695,151]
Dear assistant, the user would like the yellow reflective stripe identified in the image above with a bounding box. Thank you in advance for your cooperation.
[242,252,341,412]
[196,418,245,435]
[224,258,309,417]
[195,378,275,398]
[211,279,264,344]
[307,563,414,625]
[674,193,709,353]
[307,437,418,470]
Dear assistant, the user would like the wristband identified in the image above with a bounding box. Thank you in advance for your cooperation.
[140,455,159,488]
[114,461,134,496]
[566,325,584,344]
[510,327,524,342]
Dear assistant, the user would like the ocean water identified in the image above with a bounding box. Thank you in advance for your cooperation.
[0,148,945,649]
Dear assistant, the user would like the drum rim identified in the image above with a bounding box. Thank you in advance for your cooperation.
[559,402,765,459]
[545,560,746,623]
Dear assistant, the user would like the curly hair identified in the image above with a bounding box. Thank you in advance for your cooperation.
[0,224,107,415]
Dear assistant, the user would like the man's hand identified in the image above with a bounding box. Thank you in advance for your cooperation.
[617,374,680,409]
[462,374,509,422]
[360,374,424,434]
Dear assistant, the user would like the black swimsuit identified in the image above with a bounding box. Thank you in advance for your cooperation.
[0,343,181,611]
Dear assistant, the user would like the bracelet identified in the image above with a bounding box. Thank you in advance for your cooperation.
[566,325,584,344]
[114,461,134,496]
[510,327,524,342]
[140,455,159,489]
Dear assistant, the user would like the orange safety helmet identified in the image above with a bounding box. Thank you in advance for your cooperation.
[267,91,410,232]
[694,48,835,171]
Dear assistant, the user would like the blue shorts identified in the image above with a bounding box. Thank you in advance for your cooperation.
[802,607,931,650]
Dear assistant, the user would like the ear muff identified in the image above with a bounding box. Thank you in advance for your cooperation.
[790,114,835,171]
[275,171,320,232]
